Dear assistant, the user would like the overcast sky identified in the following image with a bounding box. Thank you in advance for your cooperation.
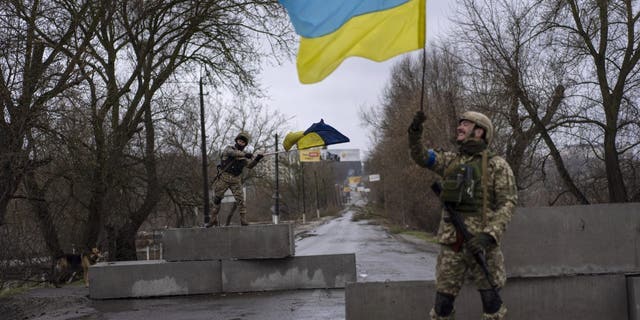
[257,1,457,158]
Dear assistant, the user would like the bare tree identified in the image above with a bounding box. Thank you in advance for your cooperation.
[0,0,96,226]
[455,0,590,204]
[543,0,640,202]
[71,0,291,260]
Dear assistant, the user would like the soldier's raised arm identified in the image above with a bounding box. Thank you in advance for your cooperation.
[407,110,455,177]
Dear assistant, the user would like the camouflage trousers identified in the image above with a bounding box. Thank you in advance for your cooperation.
[430,245,507,320]
[210,172,246,218]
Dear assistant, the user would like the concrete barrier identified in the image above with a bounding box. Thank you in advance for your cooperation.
[89,260,222,299]
[162,223,294,261]
[503,203,640,277]
[222,254,356,293]
[346,281,431,320]
[346,274,629,320]
[627,275,640,320]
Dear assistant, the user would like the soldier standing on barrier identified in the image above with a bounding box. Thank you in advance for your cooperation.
[205,131,264,228]
[408,110,517,320]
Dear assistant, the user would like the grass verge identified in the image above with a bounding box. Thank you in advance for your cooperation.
[351,204,437,243]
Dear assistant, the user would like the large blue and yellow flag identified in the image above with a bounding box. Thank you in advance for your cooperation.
[278,0,426,84]
[283,119,350,151]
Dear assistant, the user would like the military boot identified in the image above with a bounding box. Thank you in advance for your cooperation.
[429,308,455,320]
[481,305,506,320]
[240,213,249,226]
[204,215,219,228]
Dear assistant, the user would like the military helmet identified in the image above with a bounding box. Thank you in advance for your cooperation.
[459,111,493,144]
[235,131,250,144]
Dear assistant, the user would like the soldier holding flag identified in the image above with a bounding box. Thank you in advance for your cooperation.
[408,111,517,320]
[205,132,264,227]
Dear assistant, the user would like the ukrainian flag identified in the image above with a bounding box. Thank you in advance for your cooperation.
[279,0,426,84]
[283,119,350,151]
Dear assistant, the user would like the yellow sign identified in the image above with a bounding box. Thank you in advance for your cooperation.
[348,176,361,186]
[299,149,321,162]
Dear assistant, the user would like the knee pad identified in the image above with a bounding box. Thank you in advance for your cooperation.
[434,291,455,317]
[213,196,223,205]
[479,289,503,314]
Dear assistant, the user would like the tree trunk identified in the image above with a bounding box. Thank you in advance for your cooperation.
[110,100,160,261]
[117,225,139,261]
[603,128,628,202]
[106,223,138,261]
[84,159,107,250]
[0,142,26,226]
[0,172,21,226]
[600,87,629,202]
[24,172,64,258]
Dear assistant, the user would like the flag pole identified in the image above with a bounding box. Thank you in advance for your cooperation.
[199,77,211,227]
[419,0,427,112]
[301,162,306,224]
[263,150,292,156]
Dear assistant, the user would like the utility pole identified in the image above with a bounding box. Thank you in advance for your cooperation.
[301,162,306,224]
[314,170,320,219]
[200,77,210,227]
[322,177,326,208]
[273,133,280,224]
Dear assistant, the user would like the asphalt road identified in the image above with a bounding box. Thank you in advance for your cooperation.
[296,210,437,282]
[4,208,437,320]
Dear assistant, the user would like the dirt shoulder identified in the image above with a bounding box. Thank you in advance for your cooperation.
[0,284,93,320]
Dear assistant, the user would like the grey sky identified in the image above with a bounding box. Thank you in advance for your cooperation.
[257,1,457,158]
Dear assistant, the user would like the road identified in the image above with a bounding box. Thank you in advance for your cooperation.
[296,210,437,282]
[5,208,437,320]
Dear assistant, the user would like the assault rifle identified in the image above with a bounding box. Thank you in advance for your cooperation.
[431,169,502,299]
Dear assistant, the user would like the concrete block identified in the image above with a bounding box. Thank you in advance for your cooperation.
[162,223,294,261]
[504,203,640,277]
[346,281,432,320]
[222,254,356,293]
[628,275,640,320]
[89,260,221,299]
[346,274,628,320]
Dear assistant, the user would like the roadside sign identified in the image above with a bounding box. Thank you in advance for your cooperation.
[299,149,321,162]
[322,149,360,162]
[369,174,381,182]
[348,176,361,186]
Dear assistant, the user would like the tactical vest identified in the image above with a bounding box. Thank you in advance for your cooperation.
[219,150,246,177]
[440,152,490,216]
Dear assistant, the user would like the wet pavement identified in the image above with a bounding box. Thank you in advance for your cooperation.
[5,207,437,320]
[296,211,437,282]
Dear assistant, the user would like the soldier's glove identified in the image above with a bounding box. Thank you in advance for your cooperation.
[255,154,264,162]
[467,233,496,255]
[244,152,253,159]
[408,110,426,133]
[408,111,426,147]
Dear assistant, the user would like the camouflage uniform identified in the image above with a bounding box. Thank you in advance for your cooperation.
[408,113,517,320]
[209,144,261,226]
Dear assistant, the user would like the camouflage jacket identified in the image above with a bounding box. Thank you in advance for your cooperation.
[219,145,259,177]
[409,131,517,245]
